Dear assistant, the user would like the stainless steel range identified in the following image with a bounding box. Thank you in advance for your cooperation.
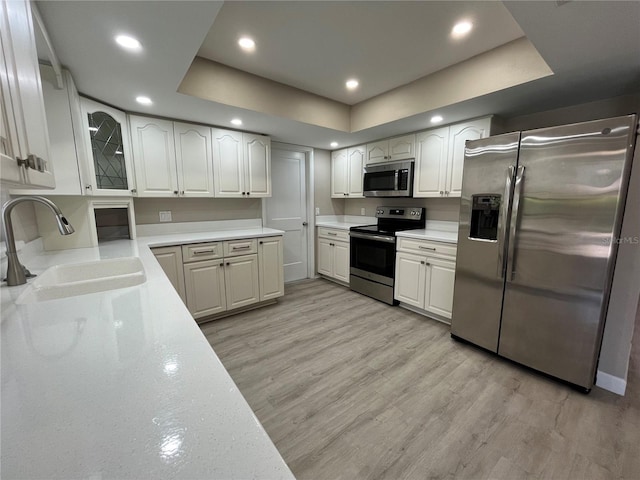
[350,206,425,305]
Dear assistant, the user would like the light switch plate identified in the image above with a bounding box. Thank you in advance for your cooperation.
[159,211,172,222]
[315,207,320,215]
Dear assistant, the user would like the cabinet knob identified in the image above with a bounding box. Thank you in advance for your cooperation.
[180,191,185,195]
[302,222,308,226]
[226,262,230,266]
[219,263,224,267]
[440,191,444,196]
[247,192,250,196]
[242,192,246,195]
[421,261,425,265]
[131,188,137,194]
[174,190,179,195]
[259,241,263,245]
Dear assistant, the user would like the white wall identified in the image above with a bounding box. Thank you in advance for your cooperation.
[313,149,345,217]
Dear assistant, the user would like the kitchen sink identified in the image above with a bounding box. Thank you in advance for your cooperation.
[15,257,146,304]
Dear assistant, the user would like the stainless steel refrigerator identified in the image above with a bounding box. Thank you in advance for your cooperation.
[451,115,638,391]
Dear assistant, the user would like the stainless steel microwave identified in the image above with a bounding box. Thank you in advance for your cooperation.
[363,160,414,197]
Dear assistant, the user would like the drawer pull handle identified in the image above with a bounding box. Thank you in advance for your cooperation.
[232,245,251,250]
[327,232,338,236]
[193,249,215,254]
[418,246,436,251]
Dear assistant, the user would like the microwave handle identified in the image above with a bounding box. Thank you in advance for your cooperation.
[394,170,399,191]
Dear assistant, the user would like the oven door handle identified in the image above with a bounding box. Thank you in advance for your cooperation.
[350,232,396,243]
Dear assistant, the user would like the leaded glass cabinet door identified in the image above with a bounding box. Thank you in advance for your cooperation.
[80,97,135,196]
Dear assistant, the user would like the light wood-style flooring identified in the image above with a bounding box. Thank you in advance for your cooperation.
[201,279,640,480]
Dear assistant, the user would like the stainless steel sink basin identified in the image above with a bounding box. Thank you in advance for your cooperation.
[15,257,146,304]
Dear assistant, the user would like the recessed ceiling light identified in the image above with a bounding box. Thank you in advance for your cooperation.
[115,34,142,51]
[231,118,243,126]
[431,115,444,124]
[345,79,359,90]
[238,37,256,52]
[451,21,473,38]
[330,142,339,148]
[136,96,152,106]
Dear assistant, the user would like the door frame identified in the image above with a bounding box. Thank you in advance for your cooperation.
[263,142,316,280]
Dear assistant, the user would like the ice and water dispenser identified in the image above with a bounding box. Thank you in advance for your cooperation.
[469,195,501,241]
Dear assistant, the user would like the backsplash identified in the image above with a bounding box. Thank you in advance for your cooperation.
[0,190,39,243]
[133,197,262,224]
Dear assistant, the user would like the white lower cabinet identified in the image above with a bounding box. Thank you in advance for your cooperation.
[183,259,227,317]
[224,254,260,310]
[151,246,187,303]
[395,238,457,322]
[153,235,284,322]
[317,227,350,284]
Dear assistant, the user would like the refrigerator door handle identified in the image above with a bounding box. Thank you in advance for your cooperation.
[498,165,516,278]
[506,165,525,281]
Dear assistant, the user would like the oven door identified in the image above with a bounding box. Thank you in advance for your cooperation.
[350,232,396,286]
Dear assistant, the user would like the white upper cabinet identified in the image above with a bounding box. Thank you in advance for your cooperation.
[244,133,271,197]
[365,134,415,165]
[414,127,449,198]
[0,0,54,188]
[446,119,491,197]
[212,128,244,197]
[212,128,271,198]
[10,66,85,195]
[174,122,214,197]
[331,145,364,198]
[130,116,177,197]
[331,149,348,197]
[80,97,135,196]
[130,117,214,198]
[414,117,491,198]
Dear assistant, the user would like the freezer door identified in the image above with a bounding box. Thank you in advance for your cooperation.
[450,132,521,351]
[499,115,637,389]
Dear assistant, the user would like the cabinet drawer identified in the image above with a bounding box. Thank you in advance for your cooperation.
[317,227,349,242]
[182,242,223,263]
[224,238,258,257]
[397,237,457,258]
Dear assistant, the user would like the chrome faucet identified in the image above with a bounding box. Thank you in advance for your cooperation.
[2,196,75,286]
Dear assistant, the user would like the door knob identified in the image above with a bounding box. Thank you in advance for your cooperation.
[302,222,308,226]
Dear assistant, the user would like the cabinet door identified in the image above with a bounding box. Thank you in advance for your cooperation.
[424,257,456,320]
[212,128,244,197]
[183,259,227,319]
[0,0,54,188]
[130,116,177,197]
[446,118,491,197]
[174,122,213,197]
[394,252,426,308]
[333,240,350,283]
[389,134,415,162]
[331,149,348,197]
[80,97,135,196]
[152,246,186,304]
[258,236,284,301]
[365,140,389,164]
[224,254,260,310]
[317,237,334,277]
[414,127,449,198]
[10,67,83,195]
[244,133,271,197]
[347,145,365,197]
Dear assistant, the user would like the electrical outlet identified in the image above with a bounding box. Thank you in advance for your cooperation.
[159,211,172,222]
[360,207,366,216]
[315,207,320,215]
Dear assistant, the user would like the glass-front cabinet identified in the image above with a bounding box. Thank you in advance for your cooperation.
[80,97,135,196]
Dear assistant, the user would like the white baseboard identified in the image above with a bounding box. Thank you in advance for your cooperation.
[596,370,627,395]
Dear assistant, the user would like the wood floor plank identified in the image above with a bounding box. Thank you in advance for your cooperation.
[202,279,640,479]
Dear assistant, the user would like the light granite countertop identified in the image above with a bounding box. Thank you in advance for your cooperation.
[395,220,459,244]
[0,228,294,480]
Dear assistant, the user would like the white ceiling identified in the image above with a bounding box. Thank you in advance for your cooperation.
[197,1,524,105]
[35,1,640,150]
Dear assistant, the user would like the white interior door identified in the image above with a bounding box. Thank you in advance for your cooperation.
[264,148,308,282]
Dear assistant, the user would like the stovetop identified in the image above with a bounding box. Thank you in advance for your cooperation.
[350,206,426,236]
